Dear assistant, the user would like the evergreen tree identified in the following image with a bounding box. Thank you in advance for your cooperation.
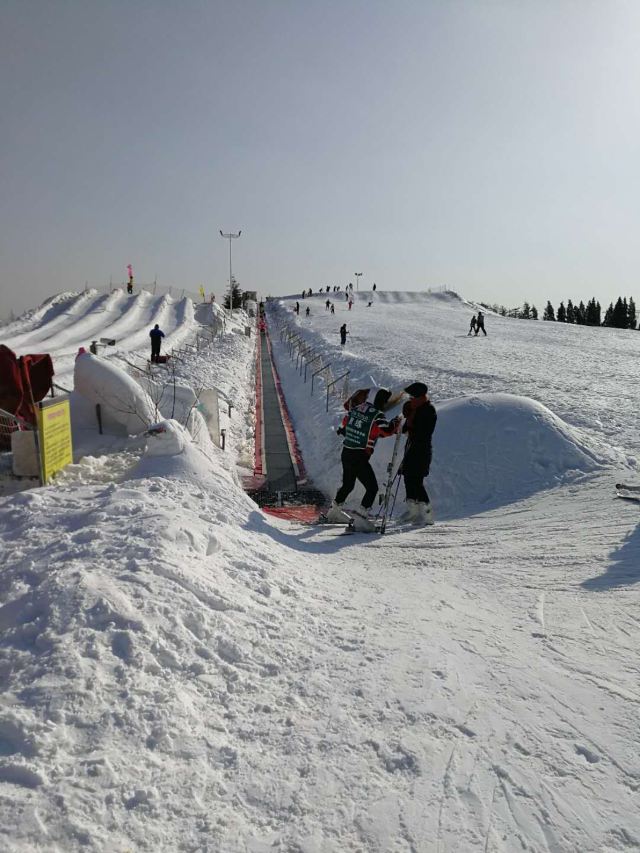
[612,297,627,328]
[628,297,637,330]
[566,300,575,324]
[576,300,587,325]
[531,305,538,320]
[521,301,531,320]
[585,297,602,326]
[557,301,566,323]
[602,303,614,327]
[543,301,555,321]
[223,279,243,309]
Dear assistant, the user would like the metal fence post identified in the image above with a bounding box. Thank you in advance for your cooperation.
[311,362,332,395]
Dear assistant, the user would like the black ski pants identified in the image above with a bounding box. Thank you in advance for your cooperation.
[404,473,430,504]
[403,447,431,504]
[335,448,378,509]
[151,341,161,362]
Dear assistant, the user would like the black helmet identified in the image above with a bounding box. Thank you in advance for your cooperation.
[404,381,428,398]
[373,388,392,410]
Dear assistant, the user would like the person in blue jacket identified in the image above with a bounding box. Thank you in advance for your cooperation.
[149,324,165,363]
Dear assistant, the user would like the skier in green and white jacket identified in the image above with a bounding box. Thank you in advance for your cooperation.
[327,388,401,531]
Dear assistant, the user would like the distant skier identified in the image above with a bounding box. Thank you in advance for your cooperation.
[348,299,353,311]
[330,303,335,314]
[127,264,134,294]
[305,306,310,317]
[372,283,377,292]
[468,315,477,335]
[400,381,437,525]
[327,388,401,532]
[340,323,348,345]
[475,311,487,336]
[294,301,300,315]
[325,299,331,310]
[149,324,165,363]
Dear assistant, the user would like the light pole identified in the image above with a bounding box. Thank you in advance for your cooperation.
[355,272,362,291]
[220,230,241,318]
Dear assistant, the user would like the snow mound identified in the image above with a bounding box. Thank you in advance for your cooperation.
[145,419,188,457]
[74,351,156,435]
[432,393,606,518]
[131,419,230,493]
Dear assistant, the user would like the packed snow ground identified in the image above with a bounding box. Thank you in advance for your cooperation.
[1,289,640,852]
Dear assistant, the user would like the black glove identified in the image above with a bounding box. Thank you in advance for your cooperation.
[337,426,346,436]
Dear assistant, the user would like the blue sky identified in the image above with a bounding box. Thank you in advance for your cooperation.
[1,0,639,316]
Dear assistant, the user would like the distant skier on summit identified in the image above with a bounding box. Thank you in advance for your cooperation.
[327,388,401,532]
[475,310,487,336]
[468,315,477,335]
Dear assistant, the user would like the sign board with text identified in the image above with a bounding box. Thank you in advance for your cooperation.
[37,398,73,484]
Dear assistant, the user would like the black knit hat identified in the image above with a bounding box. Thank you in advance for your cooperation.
[404,381,428,398]
[373,388,392,410]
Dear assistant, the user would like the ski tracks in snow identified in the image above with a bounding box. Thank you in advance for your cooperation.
[285,472,640,850]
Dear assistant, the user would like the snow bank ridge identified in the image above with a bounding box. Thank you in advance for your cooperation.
[432,393,611,518]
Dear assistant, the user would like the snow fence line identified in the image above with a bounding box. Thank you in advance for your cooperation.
[274,316,350,411]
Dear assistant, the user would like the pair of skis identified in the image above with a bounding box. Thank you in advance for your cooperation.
[378,425,403,534]
[348,421,404,535]
[615,482,640,502]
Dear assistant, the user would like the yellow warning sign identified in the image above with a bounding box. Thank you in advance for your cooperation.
[37,398,73,484]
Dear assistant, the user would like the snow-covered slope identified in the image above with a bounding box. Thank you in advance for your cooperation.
[1,288,208,389]
[1,289,639,852]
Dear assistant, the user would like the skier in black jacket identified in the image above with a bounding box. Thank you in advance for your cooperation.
[401,381,437,525]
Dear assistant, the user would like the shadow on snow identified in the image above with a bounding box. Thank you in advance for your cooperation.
[582,522,640,591]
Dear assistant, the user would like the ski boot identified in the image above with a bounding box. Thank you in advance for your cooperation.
[414,502,434,526]
[350,507,376,533]
[326,500,351,523]
[400,500,420,523]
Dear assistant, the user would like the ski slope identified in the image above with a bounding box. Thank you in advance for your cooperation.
[1,289,639,852]
[0,287,207,388]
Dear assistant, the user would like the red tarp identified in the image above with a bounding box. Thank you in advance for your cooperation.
[0,344,54,429]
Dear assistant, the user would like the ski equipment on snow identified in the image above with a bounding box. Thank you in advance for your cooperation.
[615,482,640,492]
[615,483,640,502]
[379,424,403,534]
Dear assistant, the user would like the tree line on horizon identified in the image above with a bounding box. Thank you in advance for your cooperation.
[479,296,638,329]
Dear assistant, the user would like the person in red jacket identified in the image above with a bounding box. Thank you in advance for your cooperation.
[401,381,437,525]
[327,388,400,531]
